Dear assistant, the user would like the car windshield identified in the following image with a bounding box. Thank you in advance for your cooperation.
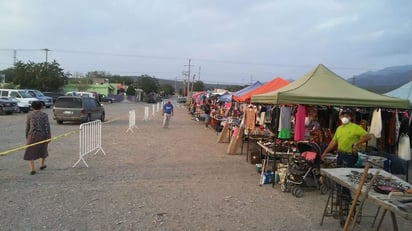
[19,91,33,98]
[55,98,82,108]
[33,90,45,96]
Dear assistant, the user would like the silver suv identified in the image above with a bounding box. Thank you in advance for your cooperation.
[53,96,105,124]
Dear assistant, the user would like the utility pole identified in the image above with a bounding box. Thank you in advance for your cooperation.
[174,77,177,95]
[42,48,50,63]
[13,49,16,65]
[190,74,196,96]
[184,59,194,104]
[198,66,201,81]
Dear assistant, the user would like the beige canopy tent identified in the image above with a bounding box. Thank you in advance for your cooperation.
[251,64,410,109]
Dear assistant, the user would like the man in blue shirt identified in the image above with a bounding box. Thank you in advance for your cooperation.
[162,100,174,128]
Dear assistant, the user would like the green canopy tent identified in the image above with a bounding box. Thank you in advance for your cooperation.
[251,64,410,109]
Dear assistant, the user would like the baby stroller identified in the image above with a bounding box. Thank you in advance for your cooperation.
[281,141,323,197]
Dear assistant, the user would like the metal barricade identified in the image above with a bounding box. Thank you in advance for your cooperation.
[126,110,138,133]
[73,120,106,168]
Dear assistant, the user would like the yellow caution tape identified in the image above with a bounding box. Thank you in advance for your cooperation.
[0,115,127,156]
[0,130,77,156]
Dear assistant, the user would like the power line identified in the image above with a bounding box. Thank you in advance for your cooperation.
[1,48,369,71]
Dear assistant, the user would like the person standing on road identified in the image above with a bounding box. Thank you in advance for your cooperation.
[203,101,211,128]
[24,101,51,175]
[162,100,174,128]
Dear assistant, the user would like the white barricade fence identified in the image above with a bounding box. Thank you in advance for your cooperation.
[73,120,106,168]
[152,104,156,116]
[126,109,138,133]
[144,106,149,120]
[156,102,160,112]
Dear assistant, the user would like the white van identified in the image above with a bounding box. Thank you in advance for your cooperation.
[0,89,40,107]
[65,91,97,98]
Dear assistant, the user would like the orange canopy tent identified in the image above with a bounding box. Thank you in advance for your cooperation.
[233,77,289,102]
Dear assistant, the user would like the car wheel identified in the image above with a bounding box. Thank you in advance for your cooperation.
[57,120,63,124]
[23,109,29,113]
[15,107,21,113]
[100,112,105,122]
[85,114,91,123]
[108,100,112,104]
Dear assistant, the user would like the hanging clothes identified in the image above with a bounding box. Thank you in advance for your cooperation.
[243,105,257,130]
[369,108,382,138]
[269,106,280,134]
[294,105,306,141]
[278,106,292,139]
[398,133,411,160]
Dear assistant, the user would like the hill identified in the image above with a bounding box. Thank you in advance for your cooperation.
[348,65,412,93]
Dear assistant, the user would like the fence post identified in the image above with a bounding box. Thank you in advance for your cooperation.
[73,120,106,168]
[126,110,138,133]
[144,106,149,121]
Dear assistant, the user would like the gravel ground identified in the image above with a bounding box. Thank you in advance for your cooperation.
[1,100,411,230]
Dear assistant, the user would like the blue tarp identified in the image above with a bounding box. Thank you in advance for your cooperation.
[218,92,232,102]
[232,81,262,97]
[384,81,412,105]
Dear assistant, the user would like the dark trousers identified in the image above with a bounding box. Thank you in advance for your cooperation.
[336,153,358,202]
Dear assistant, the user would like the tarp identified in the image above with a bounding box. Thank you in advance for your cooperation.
[192,91,206,99]
[233,77,289,102]
[217,92,232,102]
[232,81,262,97]
[251,64,410,109]
[384,81,412,105]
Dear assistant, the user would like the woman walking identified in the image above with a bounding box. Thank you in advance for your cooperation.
[24,101,51,175]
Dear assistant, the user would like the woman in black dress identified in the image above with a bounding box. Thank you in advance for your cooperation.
[24,101,51,175]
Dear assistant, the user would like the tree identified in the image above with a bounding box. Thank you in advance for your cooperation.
[12,60,65,91]
[193,80,205,91]
[0,67,15,83]
[125,85,136,96]
[159,83,174,97]
[85,71,112,79]
[135,75,159,94]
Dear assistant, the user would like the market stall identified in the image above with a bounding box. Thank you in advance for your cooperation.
[233,77,289,103]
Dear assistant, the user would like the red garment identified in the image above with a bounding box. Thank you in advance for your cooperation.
[294,105,306,141]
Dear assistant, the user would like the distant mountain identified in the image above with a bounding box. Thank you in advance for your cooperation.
[347,65,412,93]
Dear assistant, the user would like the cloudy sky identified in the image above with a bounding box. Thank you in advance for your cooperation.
[1,0,411,85]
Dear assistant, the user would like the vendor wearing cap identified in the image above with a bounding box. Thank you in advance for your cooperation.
[321,109,371,167]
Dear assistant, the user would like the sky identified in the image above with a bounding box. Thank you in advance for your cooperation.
[0,0,411,85]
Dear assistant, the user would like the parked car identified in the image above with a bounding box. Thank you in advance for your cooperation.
[177,96,187,103]
[98,94,116,104]
[43,92,65,103]
[3,97,30,113]
[53,96,105,124]
[0,97,17,115]
[25,89,54,108]
[65,91,97,98]
[0,89,40,107]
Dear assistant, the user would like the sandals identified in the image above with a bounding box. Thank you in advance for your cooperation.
[40,165,47,170]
